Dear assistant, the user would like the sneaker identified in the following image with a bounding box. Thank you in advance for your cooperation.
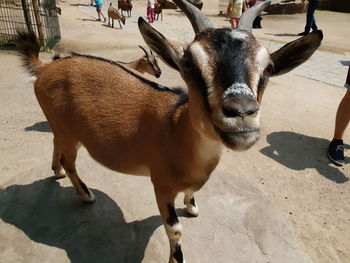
[327,139,345,166]
[298,31,309,36]
[96,18,101,21]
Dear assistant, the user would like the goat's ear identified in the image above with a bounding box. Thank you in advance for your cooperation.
[270,30,323,76]
[138,17,187,71]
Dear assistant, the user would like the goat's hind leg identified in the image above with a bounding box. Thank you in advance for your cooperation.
[154,185,186,263]
[57,137,95,202]
[184,190,198,217]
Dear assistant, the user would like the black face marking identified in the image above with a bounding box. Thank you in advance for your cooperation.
[173,244,184,263]
[166,204,179,226]
[209,29,252,89]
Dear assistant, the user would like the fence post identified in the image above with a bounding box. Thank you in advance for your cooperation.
[21,0,33,33]
[32,0,45,46]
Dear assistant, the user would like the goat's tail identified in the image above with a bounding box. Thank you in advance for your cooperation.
[15,31,45,76]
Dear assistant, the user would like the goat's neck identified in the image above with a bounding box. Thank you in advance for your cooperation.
[170,103,223,172]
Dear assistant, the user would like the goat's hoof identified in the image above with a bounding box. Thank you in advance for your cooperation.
[79,189,96,203]
[185,204,198,217]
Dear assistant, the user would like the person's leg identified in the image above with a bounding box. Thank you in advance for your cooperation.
[147,6,151,22]
[230,17,237,29]
[96,7,101,20]
[328,89,350,166]
[333,89,350,140]
[100,10,106,21]
[309,0,318,31]
[151,8,155,22]
[303,4,313,33]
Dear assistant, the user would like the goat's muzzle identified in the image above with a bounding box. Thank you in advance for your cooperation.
[212,95,260,151]
[222,95,259,118]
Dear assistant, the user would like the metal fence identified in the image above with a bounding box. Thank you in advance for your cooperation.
[0,0,61,47]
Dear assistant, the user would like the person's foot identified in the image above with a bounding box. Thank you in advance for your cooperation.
[298,31,309,36]
[96,18,101,21]
[327,139,345,166]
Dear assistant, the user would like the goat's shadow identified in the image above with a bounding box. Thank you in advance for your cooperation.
[0,177,163,263]
[264,32,298,37]
[102,24,123,30]
[24,121,51,132]
[70,3,92,7]
[260,131,349,183]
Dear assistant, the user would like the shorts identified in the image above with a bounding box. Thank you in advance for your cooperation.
[230,17,240,23]
[96,4,102,12]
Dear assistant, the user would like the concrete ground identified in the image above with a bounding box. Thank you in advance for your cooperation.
[0,1,349,263]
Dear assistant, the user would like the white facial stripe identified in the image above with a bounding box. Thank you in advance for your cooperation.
[223,83,254,98]
[189,42,219,106]
[189,42,212,84]
[230,30,249,40]
[255,46,270,71]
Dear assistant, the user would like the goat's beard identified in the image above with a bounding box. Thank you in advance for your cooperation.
[216,127,260,151]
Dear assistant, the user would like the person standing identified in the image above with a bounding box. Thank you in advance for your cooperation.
[227,0,247,29]
[298,0,319,35]
[147,0,156,23]
[94,0,106,22]
[327,66,350,166]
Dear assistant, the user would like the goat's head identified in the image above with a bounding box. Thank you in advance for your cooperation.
[138,45,162,78]
[139,0,322,151]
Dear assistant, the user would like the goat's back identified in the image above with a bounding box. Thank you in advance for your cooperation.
[108,6,121,18]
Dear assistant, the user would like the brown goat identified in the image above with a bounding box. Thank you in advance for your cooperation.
[118,0,132,17]
[117,45,162,77]
[155,2,163,21]
[108,3,125,28]
[15,0,322,262]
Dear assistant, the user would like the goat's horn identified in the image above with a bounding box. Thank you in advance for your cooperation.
[138,45,149,57]
[238,1,271,33]
[173,0,213,34]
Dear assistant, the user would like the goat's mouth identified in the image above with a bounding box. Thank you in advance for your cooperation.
[214,126,260,151]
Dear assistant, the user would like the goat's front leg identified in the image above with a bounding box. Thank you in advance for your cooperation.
[154,186,186,263]
[184,190,198,217]
[118,20,122,29]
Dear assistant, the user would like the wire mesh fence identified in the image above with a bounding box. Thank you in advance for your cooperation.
[0,0,61,48]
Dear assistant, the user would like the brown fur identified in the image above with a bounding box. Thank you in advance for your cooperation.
[117,0,132,17]
[108,4,125,28]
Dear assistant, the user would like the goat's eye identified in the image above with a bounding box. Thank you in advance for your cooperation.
[264,64,274,76]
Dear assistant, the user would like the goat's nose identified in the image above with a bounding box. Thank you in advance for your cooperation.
[222,96,259,117]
